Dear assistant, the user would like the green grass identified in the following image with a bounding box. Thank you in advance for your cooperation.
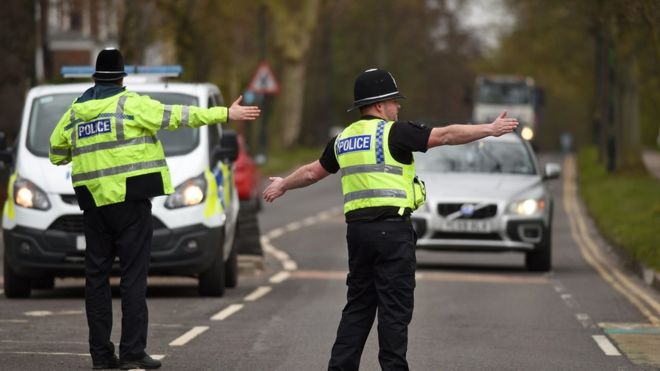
[258,146,325,176]
[577,147,660,271]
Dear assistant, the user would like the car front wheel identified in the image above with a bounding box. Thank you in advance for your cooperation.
[198,247,226,297]
[525,226,552,272]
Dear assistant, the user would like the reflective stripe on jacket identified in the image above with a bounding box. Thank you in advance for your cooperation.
[334,119,416,215]
[49,90,228,207]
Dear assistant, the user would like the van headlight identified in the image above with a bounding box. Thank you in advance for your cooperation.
[508,198,545,216]
[164,174,207,209]
[14,177,51,210]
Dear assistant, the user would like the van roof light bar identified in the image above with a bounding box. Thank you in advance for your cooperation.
[61,65,183,79]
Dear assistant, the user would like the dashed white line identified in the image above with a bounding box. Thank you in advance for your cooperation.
[152,354,166,360]
[169,326,209,347]
[302,216,318,226]
[592,335,621,356]
[575,313,595,328]
[0,319,28,323]
[283,260,298,271]
[244,286,272,302]
[269,271,291,284]
[285,222,302,232]
[267,228,284,239]
[210,304,244,321]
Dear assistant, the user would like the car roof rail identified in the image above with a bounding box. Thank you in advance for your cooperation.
[60,65,183,79]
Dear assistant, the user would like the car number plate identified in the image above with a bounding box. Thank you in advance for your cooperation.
[76,235,86,251]
[441,220,491,233]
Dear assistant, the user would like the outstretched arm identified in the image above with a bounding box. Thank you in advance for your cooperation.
[427,111,518,148]
[263,160,331,202]
[228,95,261,121]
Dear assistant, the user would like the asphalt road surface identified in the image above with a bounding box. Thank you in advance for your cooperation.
[1,153,659,371]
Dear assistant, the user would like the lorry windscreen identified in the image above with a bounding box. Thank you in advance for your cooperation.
[27,92,200,157]
[477,81,531,105]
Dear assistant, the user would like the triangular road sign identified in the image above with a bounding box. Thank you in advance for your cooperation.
[248,61,280,95]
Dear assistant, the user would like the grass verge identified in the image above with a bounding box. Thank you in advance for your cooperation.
[577,147,660,271]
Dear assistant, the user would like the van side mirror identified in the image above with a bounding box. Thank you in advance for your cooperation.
[214,129,239,163]
[0,131,13,165]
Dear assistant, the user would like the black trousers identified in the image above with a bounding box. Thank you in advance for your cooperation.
[329,220,417,371]
[83,199,152,363]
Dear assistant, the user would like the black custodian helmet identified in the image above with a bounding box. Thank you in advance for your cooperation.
[92,48,127,81]
[347,68,405,112]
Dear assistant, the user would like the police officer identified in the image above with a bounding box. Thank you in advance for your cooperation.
[49,48,260,370]
[263,68,518,371]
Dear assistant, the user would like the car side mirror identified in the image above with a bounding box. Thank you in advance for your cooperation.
[543,163,561,180]
[214,129,239,163]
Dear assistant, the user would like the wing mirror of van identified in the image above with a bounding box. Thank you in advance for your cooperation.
[214,129,239,163]
[0,131,14,166]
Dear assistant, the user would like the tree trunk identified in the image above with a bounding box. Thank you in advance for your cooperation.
[267,0,321,149]
[279,61,308,147]
[616,54,643,169]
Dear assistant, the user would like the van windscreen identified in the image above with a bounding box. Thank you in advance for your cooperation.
[28,92,200,157]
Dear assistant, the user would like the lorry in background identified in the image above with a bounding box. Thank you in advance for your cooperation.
[472,75,543,146]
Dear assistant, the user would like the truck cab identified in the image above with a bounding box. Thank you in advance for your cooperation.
[472,75,543,146]
[1,72,240,298]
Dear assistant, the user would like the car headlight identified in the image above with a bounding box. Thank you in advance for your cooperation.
[14,177,51,210]
[164,174,207,209]
[521,126,534,141]
[508,198,545,216]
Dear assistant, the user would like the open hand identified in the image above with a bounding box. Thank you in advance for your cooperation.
[263,177,286,202]
[490,111,519,137]
[228,95,261,121]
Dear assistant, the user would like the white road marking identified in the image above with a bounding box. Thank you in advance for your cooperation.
[269,271,291,284]
[244,286,272,302]
[267,228,284,239]
[169,326,209,347]
[24,311,53,317]
[210,304,244,321]
[576,313,595,328]
[302,216,318,226]
[283,260,298,271]
[0,319,28,323]
[592,335,621,356]
[152,354,166,360]
[285,221,302,232]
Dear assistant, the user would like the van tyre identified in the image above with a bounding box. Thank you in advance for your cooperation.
[4,257,31,298]
[525,226,552,272]
[198,248,226,297]
[224,227,239,288]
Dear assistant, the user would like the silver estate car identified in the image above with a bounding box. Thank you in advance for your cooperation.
[411,133,561,271]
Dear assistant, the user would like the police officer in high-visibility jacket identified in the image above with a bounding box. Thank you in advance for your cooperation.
[49,48,260,370]
[263,68,518,371]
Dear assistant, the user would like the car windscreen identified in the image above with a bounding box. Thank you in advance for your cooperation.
[415,139,536,175]
[477,81,531,105]
[27,92,199,157]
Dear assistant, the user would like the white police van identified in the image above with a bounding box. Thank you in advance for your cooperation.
[0,66,240,297]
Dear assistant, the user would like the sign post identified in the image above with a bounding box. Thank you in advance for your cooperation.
[246,61,279,163]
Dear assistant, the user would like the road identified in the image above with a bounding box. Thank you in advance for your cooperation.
[1,153,659,370]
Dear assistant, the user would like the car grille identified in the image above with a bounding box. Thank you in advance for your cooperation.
[49,215,84,233]
[437,203,497,219]
[431,232,502,240]
[48,215,168,233]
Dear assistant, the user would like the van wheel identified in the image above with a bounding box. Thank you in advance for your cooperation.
[525,226,552,272]
[225,227,239,288]
[198,248,225,297]
[4,258,31,298]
